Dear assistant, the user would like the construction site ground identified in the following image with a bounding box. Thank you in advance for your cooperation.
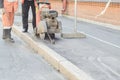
[12,14,120,80]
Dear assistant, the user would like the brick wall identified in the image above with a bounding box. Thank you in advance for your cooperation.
[49,0,120,26]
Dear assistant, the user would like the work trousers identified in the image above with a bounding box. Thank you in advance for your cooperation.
[2,11,14,28]
[22,0,36,31]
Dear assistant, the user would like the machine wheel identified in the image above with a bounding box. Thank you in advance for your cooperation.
[50,33,55,39]
[39,33,45,40]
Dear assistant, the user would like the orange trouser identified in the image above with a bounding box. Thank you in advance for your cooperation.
[2,0,18,29]
[2,11,14,28]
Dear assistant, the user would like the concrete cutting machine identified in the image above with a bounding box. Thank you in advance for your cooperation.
[34,1,62,44]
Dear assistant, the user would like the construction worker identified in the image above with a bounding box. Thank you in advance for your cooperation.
[1,0,18,43]
[21,0,36,32]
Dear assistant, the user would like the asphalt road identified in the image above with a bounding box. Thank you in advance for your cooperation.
[51,16,120,80]
[18,15,120,80]
[0,21,66,80]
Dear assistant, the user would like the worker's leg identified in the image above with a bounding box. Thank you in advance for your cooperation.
[2,12,11,39]
[30,1,36,29]
[8,12,15,41]
[2,29,7,39]
[10,11,14,26]
[22,1,30,32]
[2,12,14,43]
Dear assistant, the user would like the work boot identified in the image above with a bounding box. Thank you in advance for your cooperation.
[22,28,28,33]
[6,28,15,43]
[22,29,28,33]
[2,29,7,39]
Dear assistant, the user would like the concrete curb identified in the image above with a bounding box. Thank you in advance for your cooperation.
[12,26,94,80]
[62,15,120,31]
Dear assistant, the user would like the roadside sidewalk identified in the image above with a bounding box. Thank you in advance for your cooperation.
[0,21,67,80]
